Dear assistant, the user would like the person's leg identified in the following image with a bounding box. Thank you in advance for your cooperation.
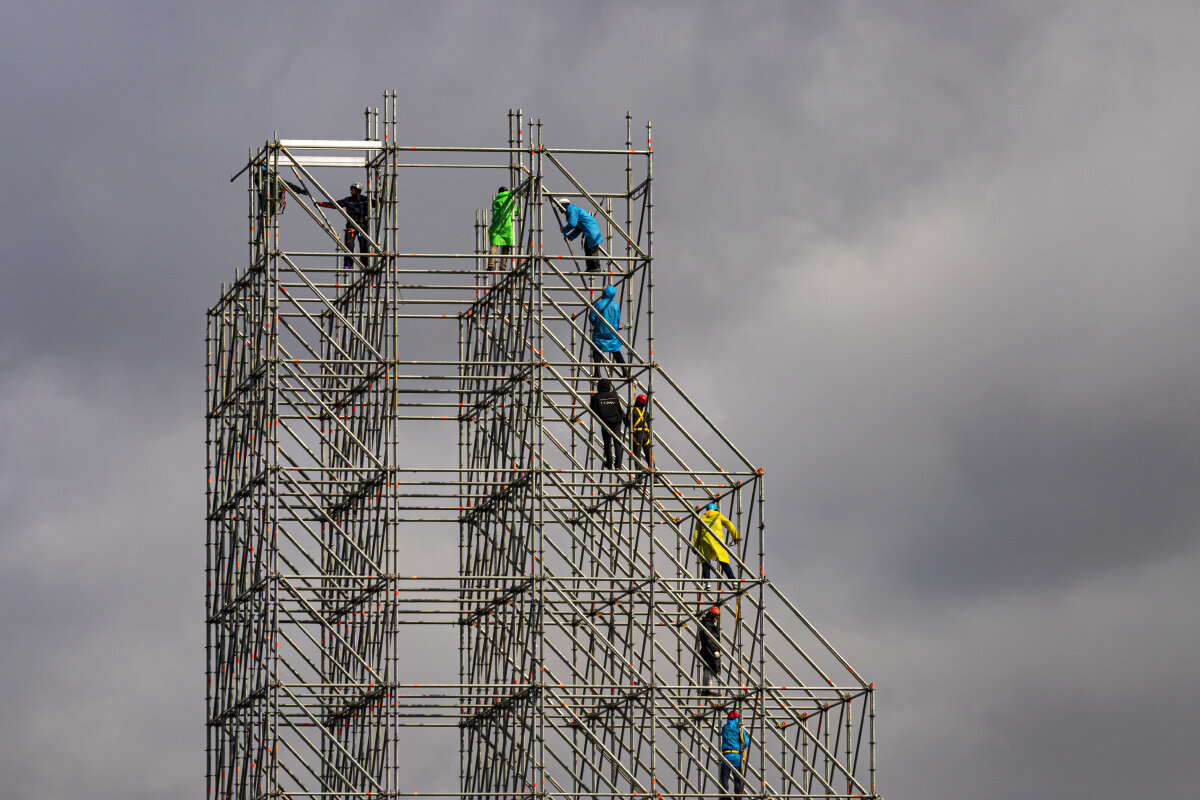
[732,764,743,798]
[611,349,629,378]
[343,227,356,268]
[701,561,713,580]
[584,242,601,271]
[489,244,498,269]
[601,427,614,470]
[719,761,731,795]
[358,224,370,258]
[722,561,737,581]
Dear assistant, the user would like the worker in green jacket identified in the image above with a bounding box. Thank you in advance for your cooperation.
[488,186,520,269]
[693,503,739,582]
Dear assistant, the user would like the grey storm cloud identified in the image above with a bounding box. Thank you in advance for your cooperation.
[1,2,1198,800]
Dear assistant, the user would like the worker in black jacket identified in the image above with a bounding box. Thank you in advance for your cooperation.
[316,182,370,268]
[588,378,625,470]
[696,605,721,695]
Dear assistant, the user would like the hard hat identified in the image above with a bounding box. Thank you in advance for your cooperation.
[708,605,720,616]
[728,710,739,720]
[351,182,363,191]
[602,285,616,299]
[636,394,647,405]
[557,196,571,208]
[706,502,718,512]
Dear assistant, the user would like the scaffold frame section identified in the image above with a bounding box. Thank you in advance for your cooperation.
[206,93,878,800]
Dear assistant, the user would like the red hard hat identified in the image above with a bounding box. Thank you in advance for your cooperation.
[636,394,647,405]
[708,606,720,615]
[728,710,739,720]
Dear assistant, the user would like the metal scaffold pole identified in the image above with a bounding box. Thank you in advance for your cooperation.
[205,95,880,800]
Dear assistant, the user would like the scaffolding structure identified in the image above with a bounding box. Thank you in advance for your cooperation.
[206,94,878,800]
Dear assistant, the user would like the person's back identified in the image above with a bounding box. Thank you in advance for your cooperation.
[589,379,623,430]
[562,202,602,248]
[719,711,749,797]
[721,717,745,761]
[698,607,720,668]
[490,188,518,235]
[590,286,622,352]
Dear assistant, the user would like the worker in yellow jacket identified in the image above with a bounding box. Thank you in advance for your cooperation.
[693,502,739,581]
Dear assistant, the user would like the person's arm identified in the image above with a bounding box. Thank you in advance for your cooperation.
[562,205,581,239]
[723,513,740,543]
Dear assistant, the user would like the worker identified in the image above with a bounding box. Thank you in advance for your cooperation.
[589,285,628,379]
[254,166,289,247]
[557,197,604,271]
[630,393,652,469]
[719,709,750,797]
[588,378,625,470]
[316,182,370,268]
[696,605,721,696]
[488,185,520,269]
[693,503,739,582]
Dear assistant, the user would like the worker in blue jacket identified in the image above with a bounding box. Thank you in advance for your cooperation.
[589,284,628,378]
[557,197,605,271]
[719,709,750,797]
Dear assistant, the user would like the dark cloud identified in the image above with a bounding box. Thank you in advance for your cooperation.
[2,2,1199,799]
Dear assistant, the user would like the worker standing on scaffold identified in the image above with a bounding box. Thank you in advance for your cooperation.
[589,285,628,379]
[630,393,652,471]
[255,166,290,247]
[694,502,739,582]
[316,182,370,268]
[589,378,625,471]
[719,709,750,797]
[557,197,604,271]
[696,605,721,696]
[488,186,519,269]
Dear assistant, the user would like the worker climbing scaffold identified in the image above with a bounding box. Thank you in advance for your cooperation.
[589,284,628,379]
[719,710,751,797]
[694,502,740,582]
[557,196,605,271]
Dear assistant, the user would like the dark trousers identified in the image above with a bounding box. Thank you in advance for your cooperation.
[600,424,622,470]
[343,224,369,268]
[720,759,743,797]
[584,241,603,271]
[632,442,652,466]
[592,348,627,379]
[702,560,736,581]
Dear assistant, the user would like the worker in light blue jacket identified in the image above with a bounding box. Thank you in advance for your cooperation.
[588,284,628,379]
[557,197,605,271]
[719,709,750,797]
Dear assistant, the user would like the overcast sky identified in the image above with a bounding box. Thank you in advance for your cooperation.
[2,2,1198,799]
